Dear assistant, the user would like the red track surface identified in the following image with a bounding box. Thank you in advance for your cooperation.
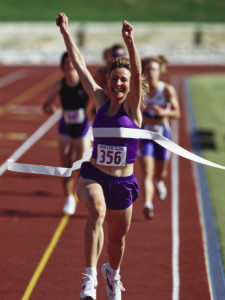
[1,64,225,300]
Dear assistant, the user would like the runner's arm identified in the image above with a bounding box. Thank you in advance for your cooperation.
[56,13,108,111]
[42,80,61,114]
[123,21,142,109]
[164,84,181,118]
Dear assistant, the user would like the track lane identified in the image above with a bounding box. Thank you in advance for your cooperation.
[0,66,65,300]
[1,65,225,300]
[172,72,210,300]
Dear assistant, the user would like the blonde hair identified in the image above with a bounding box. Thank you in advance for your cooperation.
[108,57,148,108]
[141,55,169,74]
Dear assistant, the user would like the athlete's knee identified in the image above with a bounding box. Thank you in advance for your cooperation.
[143,162,154,178]
[161,169,167,179]
[109,233,126,248]
[109,222,130,246]
[155,162,168,179]
[91,203,106,223]
[142,164,152,178]
[87,197,106,228]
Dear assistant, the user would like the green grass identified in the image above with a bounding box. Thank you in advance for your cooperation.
[0,0,225,22]
[189,74,225,270]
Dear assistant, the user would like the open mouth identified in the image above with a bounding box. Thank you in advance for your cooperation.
[113,88,123,93]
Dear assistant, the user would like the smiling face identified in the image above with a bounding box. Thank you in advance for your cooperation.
[143,61,160,84]
[108,68,131,101]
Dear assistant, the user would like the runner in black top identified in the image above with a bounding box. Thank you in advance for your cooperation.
[43,52,93,215]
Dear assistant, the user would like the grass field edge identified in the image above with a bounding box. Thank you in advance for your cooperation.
[182,78,225,300]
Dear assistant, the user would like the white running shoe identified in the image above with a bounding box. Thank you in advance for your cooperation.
[101,263,125,300]
[156,180,167,200]
[80,273,98,300]
[63,195,76,215]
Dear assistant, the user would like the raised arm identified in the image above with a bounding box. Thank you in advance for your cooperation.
[56,13,108,111]
[122,21,142,111]
[42,80,61,114]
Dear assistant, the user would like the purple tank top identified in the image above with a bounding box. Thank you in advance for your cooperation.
[92,101,140,165]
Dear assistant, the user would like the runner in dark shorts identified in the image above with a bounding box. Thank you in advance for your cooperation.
[43,52,93,215]
[57,13,148,300]
[80,161,139,210]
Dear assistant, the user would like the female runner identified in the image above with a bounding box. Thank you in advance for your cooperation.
[43,52,92,215]
[138,56,180,219]
[56,13,147,300]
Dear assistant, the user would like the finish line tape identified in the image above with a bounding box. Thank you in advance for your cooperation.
[7,127,225,177]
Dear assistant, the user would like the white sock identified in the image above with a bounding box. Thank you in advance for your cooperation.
[108,264,120,278]
[158,180,164,185]
[86,267,97,277]
[144,202,154,210]
[67,194,75,201]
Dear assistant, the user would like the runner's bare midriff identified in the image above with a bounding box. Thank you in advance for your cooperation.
[90,158,134,177]
[143,116,168,125]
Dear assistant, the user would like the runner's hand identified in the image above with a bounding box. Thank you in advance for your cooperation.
[56,12,68,34]
[122,20,134,43]
[43,104,57,115]
[152,105,167,117]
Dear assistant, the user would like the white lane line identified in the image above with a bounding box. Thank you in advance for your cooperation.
[10,105,42,114]
[0,109,61,176]
[170,75,180,300]
[0,69,27,88]
[171,119,180,300]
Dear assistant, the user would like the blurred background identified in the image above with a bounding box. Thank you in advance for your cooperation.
[0,0,225,65]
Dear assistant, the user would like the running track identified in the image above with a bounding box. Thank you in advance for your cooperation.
[1,64,225,300]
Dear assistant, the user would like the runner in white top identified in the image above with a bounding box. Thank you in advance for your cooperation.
[138,55,181,219]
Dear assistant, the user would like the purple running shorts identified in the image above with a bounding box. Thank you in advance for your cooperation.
[138,122,171,161]
[79,161,139,210]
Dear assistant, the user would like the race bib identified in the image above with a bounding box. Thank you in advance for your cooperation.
[97,144,127,166]
[144,124,164,135]
[64,109,85,124]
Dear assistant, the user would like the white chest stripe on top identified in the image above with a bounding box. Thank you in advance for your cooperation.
[7,127,225,177]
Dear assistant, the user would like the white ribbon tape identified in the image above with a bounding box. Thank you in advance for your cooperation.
[7,147,93,177]
[7,127,225,177]
[93,128,225,170]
